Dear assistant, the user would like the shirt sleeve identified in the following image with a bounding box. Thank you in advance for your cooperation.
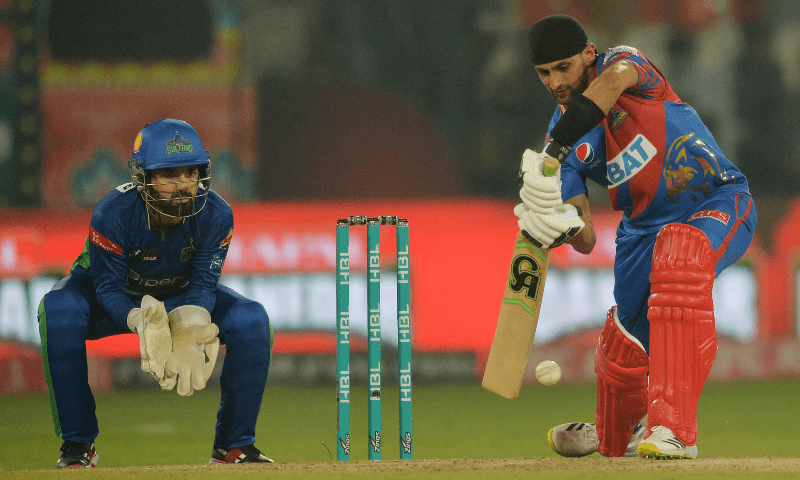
[544,106,593,202]
[89,210,138,330]
[601,46,667,100]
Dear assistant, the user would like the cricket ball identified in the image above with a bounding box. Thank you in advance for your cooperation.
[535,360,561,386]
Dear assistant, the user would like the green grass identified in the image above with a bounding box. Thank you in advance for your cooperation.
[2,379,799,471]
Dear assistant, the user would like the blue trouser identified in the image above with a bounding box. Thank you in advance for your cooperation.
[38,270,273,449]
[614,190,756,353]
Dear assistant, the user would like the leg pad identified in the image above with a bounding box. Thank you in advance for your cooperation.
[647,223,716,446]
[595,307,649,457]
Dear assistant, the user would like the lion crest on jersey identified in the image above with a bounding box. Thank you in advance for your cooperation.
[663,133,736,203]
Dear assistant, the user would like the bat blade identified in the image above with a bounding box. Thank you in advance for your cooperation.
[482,231,550,399]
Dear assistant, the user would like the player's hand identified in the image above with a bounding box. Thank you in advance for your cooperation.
[518,149,562,214]
[514,203,585,249]
[126,295,172,381]
[164,305,220,396]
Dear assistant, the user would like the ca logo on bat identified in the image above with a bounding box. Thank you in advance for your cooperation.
[508,253,542,301]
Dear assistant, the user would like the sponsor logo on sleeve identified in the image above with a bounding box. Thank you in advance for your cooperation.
[575,142,595,164]
[89,227,124,256]
[220,228,233,249]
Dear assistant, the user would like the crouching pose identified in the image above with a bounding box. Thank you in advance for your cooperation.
[515,15,756,459]
[38,119,274,468]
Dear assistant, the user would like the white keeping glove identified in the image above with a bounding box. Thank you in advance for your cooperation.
[514,203,585,249]
[126,295,173,382]
[164,305,220,396]
[518,149,562,214]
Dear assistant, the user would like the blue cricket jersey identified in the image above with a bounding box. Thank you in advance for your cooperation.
[73,183,234,330]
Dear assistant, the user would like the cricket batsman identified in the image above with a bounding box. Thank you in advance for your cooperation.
[38,119,274,467]
[514,15,757,458]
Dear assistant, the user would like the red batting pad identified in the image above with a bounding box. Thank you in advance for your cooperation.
[647,223,716,446]
[594,307,649,457]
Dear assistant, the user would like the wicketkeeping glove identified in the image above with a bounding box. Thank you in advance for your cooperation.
[126,295,173,381]
[514,202,585,249]
[518,149,562,214]
[164,305,220,396]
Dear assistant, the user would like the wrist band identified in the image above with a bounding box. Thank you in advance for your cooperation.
[547,94,606,161]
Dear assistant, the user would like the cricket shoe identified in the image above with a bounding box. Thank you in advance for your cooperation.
[209,444,274,464]
[636,426,698,459]
[548,417,646,457]
[56,441,99,469]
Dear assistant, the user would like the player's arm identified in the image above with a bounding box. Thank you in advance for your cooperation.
[581,60,639,114]
[564,193,595,255]
[545,61,639,162]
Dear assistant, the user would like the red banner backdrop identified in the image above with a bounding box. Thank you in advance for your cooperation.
[0,199,776,353]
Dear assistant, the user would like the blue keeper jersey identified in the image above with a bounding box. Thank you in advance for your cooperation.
[71,183,234,329]
[546,46,750,233]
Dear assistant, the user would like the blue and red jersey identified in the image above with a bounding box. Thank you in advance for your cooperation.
[548,46,750,233]
[72,183,234,330]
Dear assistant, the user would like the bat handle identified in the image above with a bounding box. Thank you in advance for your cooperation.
[542,157,560,177]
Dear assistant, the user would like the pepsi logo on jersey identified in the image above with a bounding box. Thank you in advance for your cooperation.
[575,142,594,164]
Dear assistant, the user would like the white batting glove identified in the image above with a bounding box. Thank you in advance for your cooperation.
[164,305,220,396]
[126,295,173,381]
[514,203,585,249]
[519,149,562,214]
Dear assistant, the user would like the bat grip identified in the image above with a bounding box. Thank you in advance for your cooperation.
[542,157,560,177]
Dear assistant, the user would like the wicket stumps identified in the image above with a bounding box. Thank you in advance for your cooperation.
[336,215,413,461]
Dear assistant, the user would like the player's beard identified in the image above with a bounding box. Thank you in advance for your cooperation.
[552,63,591,105]
[153,190,196,218]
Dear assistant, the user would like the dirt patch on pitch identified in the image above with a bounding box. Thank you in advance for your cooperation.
[119,457,800,474]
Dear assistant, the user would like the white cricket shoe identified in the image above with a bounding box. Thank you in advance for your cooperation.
[636,426,698,459]
[547,416,646,457]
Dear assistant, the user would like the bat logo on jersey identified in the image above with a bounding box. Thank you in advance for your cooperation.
[508,252,544,301]
[664,133,737,203]
[607,134,657,188]
[575,142,595,164]
[166,133,194,156]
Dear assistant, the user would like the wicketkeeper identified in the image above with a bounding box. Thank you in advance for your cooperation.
[38,119,274,468]
[516,15,757,459]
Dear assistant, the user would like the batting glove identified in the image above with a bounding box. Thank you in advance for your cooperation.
[164,305,220,396]
[127,295,173,382]
[518,149,562,214]
[514,203,585,249]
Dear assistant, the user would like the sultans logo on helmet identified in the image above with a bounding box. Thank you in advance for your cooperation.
[575,142,594,164]
[166,133,194,156]
[133,133,143,153]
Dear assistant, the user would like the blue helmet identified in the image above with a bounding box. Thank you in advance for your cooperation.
[129,119,211,218]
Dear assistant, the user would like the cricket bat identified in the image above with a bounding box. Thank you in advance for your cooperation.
[482,157,560,400]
